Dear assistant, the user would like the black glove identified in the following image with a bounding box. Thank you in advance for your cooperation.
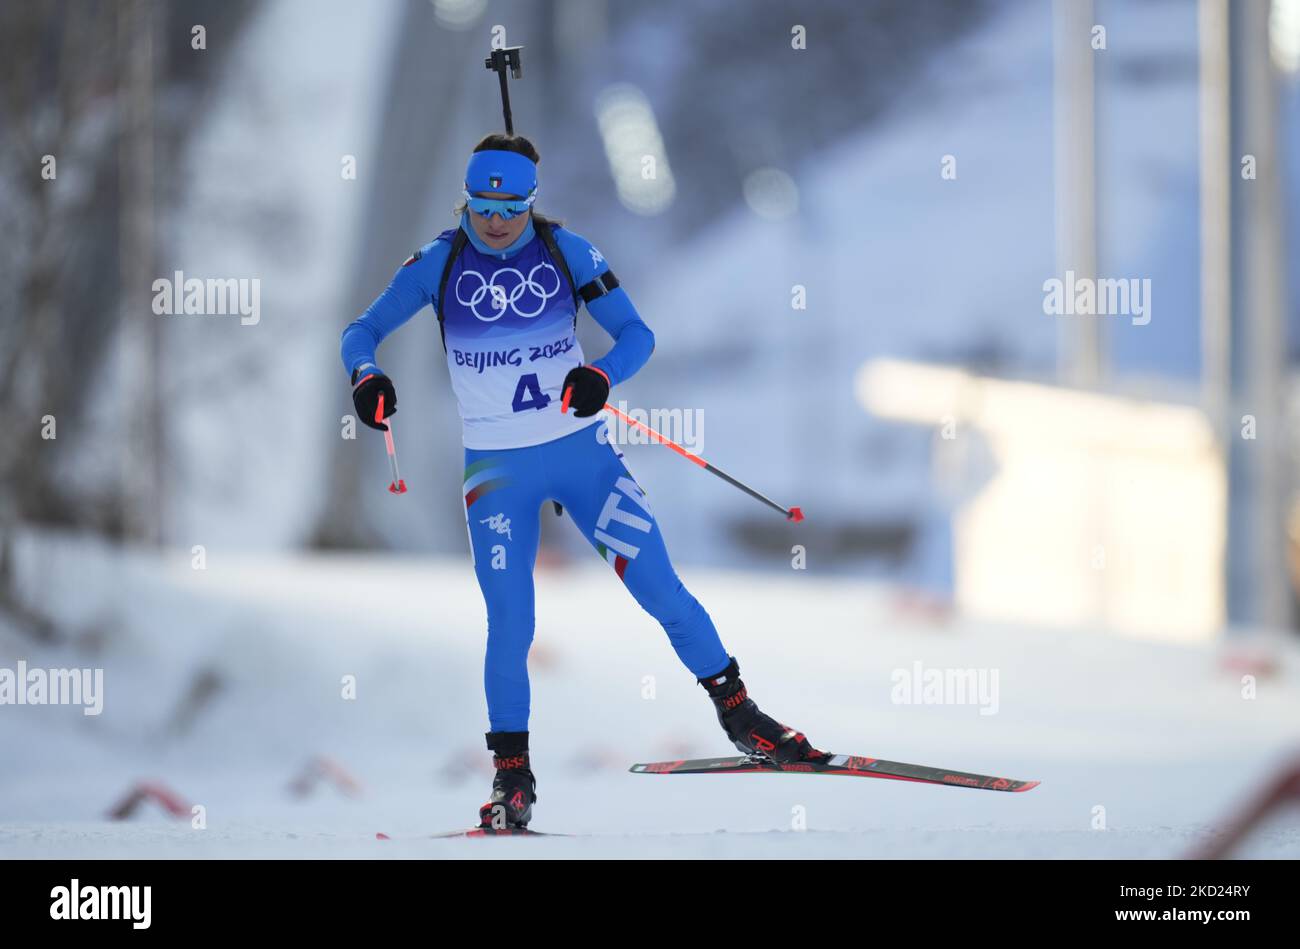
[561,365,610,418]
[351,370,396,431]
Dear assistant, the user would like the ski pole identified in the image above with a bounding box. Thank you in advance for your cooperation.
[375,392,407,495]
[561,391,803,522]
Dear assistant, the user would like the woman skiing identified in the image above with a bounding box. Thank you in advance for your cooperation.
[340,133,824,829]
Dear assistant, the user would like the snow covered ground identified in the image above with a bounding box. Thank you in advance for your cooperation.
[2,536,1298,859]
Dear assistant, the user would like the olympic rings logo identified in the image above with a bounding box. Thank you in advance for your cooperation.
[454,264,563,321]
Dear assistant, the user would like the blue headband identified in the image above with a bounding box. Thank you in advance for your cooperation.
[465,149,538,198]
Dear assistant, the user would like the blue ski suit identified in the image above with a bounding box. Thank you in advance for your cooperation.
[341,213,731,730]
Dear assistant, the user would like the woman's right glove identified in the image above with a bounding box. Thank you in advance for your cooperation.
[352,370,397,431]
[561,365,611,418]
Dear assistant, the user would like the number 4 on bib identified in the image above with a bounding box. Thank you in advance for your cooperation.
[512,373,551,412]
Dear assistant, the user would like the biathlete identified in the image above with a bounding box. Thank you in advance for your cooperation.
[340,133,824,829]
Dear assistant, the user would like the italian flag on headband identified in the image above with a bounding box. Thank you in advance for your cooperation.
[465,149,537,197]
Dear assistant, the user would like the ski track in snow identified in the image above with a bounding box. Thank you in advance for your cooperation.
[7,822,1296,860]
[3,542,1299,859]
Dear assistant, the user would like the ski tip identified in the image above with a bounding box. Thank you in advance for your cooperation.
[787,506,804,522]
[1013,780,1041,792]
[375,832,390,840]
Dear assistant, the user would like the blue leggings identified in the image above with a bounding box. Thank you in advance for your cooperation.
[462,419,731,731]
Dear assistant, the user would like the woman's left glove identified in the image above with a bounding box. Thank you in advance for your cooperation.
[561,365,610,418]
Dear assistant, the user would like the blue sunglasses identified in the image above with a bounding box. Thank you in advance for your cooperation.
[464,189,537,220]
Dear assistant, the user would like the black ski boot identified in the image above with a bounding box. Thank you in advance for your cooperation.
[478,731,537,830]
[698,657,827,764]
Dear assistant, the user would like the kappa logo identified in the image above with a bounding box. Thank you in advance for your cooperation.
[455,263,563,321]
[479,512,513,540]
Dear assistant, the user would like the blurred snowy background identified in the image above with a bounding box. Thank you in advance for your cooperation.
[2,0,1299,857]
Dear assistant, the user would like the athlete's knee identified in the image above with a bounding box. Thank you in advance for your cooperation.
[486,608,534,656]
[626,571,700,627]
[484,640,532,721]
[483,589,534,659]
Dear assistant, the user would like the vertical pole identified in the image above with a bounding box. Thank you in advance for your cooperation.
[118,0,160,544]
[1237,0,1291,628]
[1199,0,1231,444]
[1052,0,1101,389]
